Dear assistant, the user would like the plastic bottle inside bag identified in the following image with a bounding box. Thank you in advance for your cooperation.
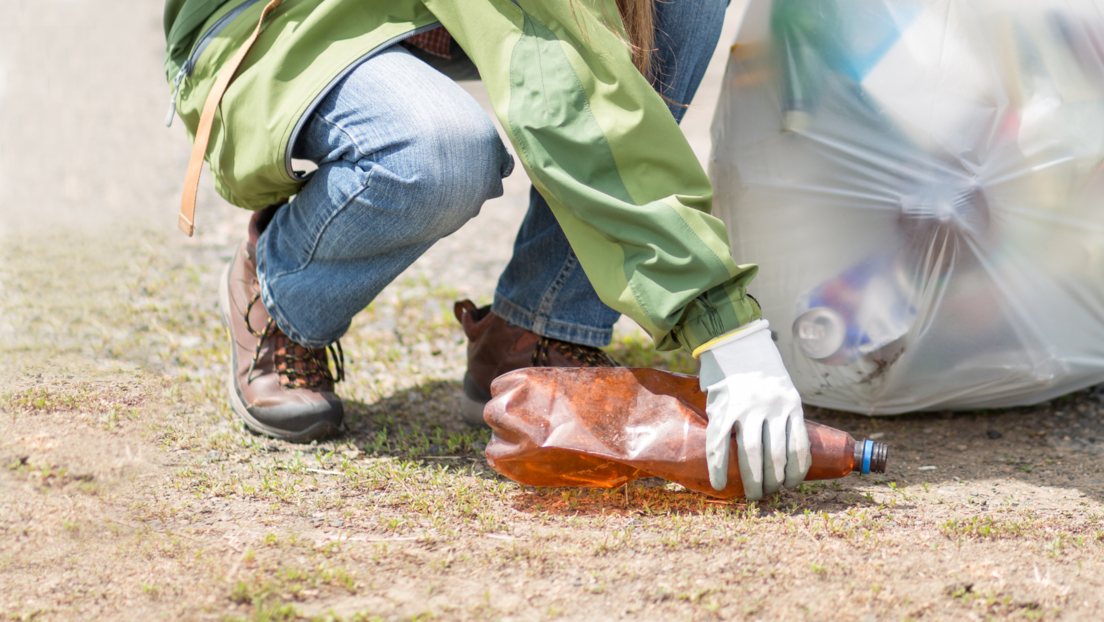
[792,171,992,370]
[483,367,888,500]
[770,0,842,131]
[792,251,917,367]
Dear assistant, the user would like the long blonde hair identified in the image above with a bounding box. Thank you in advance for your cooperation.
[614,0,657,80]
[571,0,657,80]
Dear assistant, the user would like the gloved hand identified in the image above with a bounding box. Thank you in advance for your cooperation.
[698,319,811,499]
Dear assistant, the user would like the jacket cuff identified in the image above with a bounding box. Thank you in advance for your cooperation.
[691,318,770,359]
[665,280,764,353]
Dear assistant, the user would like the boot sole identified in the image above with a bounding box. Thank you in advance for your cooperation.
[459,393,490,429]
[218,260,341,444]
[459,375,491,429]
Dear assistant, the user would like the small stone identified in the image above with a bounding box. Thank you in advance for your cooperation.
[207,450,222,461]
[329,519,344,528]
[986,430,1002,440]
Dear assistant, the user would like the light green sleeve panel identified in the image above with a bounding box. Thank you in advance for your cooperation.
[423,0,762,351]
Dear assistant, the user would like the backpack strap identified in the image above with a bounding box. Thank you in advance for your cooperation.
[179,0,284,237]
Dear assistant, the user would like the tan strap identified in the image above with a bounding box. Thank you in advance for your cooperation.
[179,0,284,236]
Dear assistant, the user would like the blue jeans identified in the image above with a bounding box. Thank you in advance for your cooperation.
[257,0,730,348]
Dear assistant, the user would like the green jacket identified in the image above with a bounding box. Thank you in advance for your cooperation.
[164,0,762,352]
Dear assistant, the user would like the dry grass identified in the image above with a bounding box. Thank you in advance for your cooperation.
[2,227,1104,622]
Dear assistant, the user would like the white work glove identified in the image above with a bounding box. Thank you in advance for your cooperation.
[698,319,811,500]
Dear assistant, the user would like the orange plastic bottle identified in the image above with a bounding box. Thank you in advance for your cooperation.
[483,367,888,499]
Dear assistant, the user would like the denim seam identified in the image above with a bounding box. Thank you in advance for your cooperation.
[286,173,374,283]
[258,166,377,347]
[258,243,328,348]
[272,111,375,283]
[532,249,577,329]
[259,282,335,348]
[311,112,371,167]
[258,104,380,347]
[493,294,613,348]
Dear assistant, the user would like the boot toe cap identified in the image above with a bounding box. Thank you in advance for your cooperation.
[242,395,344,443]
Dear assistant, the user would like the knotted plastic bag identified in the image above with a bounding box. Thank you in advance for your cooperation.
[711,0,1104,414]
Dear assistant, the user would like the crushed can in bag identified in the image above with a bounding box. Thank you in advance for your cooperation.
[483,367,888,500]
[793,251,918,365]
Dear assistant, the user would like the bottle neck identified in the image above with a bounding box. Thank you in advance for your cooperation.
[852,439,889,474]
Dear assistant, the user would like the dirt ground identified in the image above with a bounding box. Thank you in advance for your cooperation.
[3,2,1104,621]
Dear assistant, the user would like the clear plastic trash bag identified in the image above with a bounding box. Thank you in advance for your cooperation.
[710,0,1104,414]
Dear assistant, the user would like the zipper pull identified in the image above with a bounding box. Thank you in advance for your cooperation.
[165,63,190,128]
[164,100,177,128]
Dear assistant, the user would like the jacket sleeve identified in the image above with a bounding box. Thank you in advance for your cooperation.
[422,0,762,352]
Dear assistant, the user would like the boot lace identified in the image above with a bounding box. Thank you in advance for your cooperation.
[245,294,345,388]
[532,336,619,368]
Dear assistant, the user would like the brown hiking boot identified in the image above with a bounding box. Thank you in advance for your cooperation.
[217,207,344,442]
[454,299,618,427]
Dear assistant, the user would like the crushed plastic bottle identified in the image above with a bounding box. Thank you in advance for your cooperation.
[483,367,888,500]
